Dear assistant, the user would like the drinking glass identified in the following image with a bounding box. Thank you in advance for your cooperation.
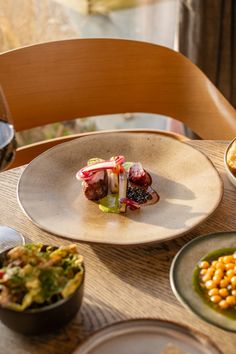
[0,85,25,249]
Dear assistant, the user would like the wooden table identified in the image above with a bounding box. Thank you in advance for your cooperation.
[0,140,236,354]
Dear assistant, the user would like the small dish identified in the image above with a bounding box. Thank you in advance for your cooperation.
[224,137,236,187]
[170,231,236,332]
[73,319,222,354]
[0,245,85,334]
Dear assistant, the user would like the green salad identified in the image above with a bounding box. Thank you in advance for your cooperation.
[0,244,84,311]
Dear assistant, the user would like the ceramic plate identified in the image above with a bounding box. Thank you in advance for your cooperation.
[17,131,223,246]
[224,137,236,187]
[170,231,236,332]
[73,319,221,354]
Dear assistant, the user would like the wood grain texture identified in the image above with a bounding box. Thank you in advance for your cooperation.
[0,140,235,354]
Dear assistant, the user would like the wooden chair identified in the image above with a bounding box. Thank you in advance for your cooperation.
[0,38,236,168]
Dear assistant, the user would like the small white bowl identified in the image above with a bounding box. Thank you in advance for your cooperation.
[224,138,236,187]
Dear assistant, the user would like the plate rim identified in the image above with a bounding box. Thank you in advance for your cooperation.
[170,230,236,332]
[73,318,223,354]
[17,130,224,246]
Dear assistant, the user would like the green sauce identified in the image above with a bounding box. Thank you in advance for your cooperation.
[98,161,134,213]
[99,194,120,213]
[193,247,236,319]
[123,162,134,172]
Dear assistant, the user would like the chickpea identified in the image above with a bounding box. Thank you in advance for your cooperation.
[225,263,235,270]
[200,269,207,276]
[208,288,219,296]
[205,280,217,290]
[199,261,210,269]
[211,260,218,267]
[230,276,236,286]
[226,269,235,280]
[212,275,221,285]
[226,296,236,306]
[216,262,225,271]
[202,274,212,283]
[219,288,229,298]
[219,300,229,309]
[214,269,224,278]
[231,290,236,296]
[223,255,234,263]
[220,278,229,288]
[207,268,215,277]
[218,256,224,262]
[210,295,221,304]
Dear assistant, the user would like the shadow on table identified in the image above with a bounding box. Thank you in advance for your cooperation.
[0,296,126,354]
[90,238,185,305]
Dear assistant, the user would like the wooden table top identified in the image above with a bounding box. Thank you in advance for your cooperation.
[0,140,236,354]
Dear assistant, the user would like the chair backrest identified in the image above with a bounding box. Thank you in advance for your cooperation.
[0,38,236,144]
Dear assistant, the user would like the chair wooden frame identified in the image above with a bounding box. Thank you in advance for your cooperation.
[0,38,236,168]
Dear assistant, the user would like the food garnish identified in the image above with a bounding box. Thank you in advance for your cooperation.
[227,140,236,174]
[0,244,84,311]
[195,249,236,313]
[76,156,159,213]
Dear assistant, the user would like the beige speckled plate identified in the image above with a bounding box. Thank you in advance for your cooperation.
[17,131,223,246]
[73,319,222,354]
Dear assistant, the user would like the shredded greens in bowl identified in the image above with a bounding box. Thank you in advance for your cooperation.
[0,244,84,312]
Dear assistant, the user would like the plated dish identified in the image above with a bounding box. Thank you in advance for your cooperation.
[73,319,222,354]
[224,137,236,187]
[0,244,85,334]
[17,131,223,246]
[76,155,159,213]
[170,231,236,332]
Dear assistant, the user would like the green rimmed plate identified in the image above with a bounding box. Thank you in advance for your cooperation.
[170,231,236,332]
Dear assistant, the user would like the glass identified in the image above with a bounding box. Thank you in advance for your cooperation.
[0,86,25,249]
[0,86,16,171]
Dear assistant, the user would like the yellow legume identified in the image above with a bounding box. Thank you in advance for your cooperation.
[231,276,236,286]
[212,275,221,284]
[231,290,236,296]
[210,295,221,304]
[219,300,229,309]
[211,260,218,267]
[205,280,217,290]
[223,256,234,263]
[226,269,235,280]
[220,278,229,288]
[216,263,225,271]
[207,268,215,277]
[198,253,236,311]
[199,261,210,269]
[215,269,224,278]
[202,274,212,283]
[219,288,229,298]
[226,296,236,306]
[208,288,219,296]
[225,263,235,270]
[200,269,207,276]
